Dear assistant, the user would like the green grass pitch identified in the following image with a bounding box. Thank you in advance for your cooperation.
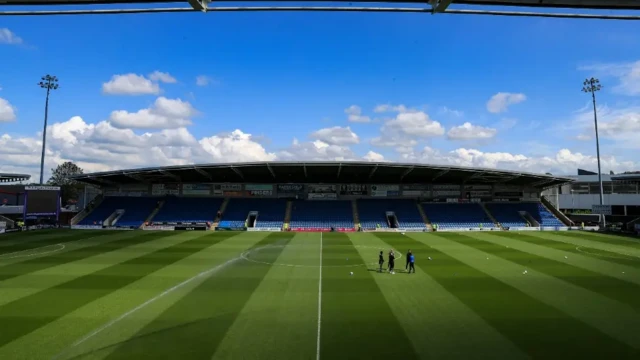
[1,229,640,360]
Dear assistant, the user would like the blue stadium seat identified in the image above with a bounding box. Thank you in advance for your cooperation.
[357,199,425,229]
[422,203,495,230]
[153,197,223,224]
[219,198,287,229]
[485,202,528,228]
[289,200,353,230]
[80,196,159,228]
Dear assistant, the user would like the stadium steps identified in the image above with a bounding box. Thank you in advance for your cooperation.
[541,196,573,226]
[283,200,293,230]
[521,211,540,227]
[351,200,360,229]
[417,202,433,231]
[70,194,104,225]
[143,199,165,227]
[0,214,14,228]
[108,210,125,226]
[211,198,230,229]
[480,203,502,229]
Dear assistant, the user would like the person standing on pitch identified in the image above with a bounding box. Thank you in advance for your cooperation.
[378,251,384,272]
[407,252,415,274]
[405,249,411,271]
[388,250,396,274]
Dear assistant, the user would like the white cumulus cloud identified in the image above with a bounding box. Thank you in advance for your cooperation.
[148,71,177,84]
[102,74,161,95]
[0,28,22,45]
[0,97,17,122]
[486,92,526,114]
[108,97,198,129]
[310,126,359,145]
[447,122,497,140]
[345,105,371,123]
[196,75,210,87]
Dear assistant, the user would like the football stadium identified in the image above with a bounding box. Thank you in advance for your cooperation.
[2,161,640,359]
[3,0,640,360]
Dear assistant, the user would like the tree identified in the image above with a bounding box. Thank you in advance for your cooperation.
[47,161,84,204]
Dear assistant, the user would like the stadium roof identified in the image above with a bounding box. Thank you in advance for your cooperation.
[2,0,639,9]
[71,161,573,188]
[0,173,31,183]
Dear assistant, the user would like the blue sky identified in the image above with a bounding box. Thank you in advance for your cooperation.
[1,3,640,179]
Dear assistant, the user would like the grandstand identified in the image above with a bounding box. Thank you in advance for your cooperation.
[64,161,574,232]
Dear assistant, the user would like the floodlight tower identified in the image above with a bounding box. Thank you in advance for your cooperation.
[581,77,606,227]
[38,75,59,185]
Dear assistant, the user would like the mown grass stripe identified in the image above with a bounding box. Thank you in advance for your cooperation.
[0,231,233,348]
[101,232,295,359]
[320,232,418,360]
[444,232,640,313]
[492,232,640,271]
[375,232,639,359]
[0,231,163,282]
[354,233,527,360]
[211,233,320,360]
[0,229,61,245]
[558,231,640,250]
[0,231,119,256]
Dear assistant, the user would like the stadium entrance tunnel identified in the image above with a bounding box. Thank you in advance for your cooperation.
[386,212,399,228]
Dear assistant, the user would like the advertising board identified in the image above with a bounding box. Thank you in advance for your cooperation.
[151,184,180,195]
[403,184,430,190]
[308,193,337,200]
[339,184,368,195]
[175,225,207,231]
[308,184,337,193]
[247,227,282,232]
[25,186,61,191]
[0,229,4,234]
[71,225,103,230]
[277,184,304,192]
[248,190,273,196]
[143,225,176,231]
[182,184,211,195]
[245,184,274,191]
[214,183,243,191]
[224,191,247,197]
[592,205,612,216]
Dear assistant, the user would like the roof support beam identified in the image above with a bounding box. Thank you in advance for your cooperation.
[194,166,212,181]
[400,166,414,181]
[122,172,146,183]
[158,170,180,182]
[89,176,117,185]
[266,163,276,179]
[431,169,449,181]
[431,0,454,13]
[187,0,209,12]
[230,166,244,180]
[337,163,342,179]
[368,165,378,179]
[464,171,486,182]
[531,178,555,188]
[303,164,308,178]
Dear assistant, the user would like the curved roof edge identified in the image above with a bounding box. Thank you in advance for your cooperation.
[0,173,31,183]
[70,161,573,189]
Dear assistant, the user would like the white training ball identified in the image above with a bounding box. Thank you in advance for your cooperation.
[401,232,405,235]
[350,272,354,276]
[428,257,432,260]
[564,256,568,259]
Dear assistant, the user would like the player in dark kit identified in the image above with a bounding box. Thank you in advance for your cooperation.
[378,251,384,272]
[407,252,415,274]
[405,249,411,271]
[388,250,396,274]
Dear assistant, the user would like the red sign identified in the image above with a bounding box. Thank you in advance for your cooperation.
[291,227,355,232]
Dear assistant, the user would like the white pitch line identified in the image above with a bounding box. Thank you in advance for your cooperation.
[316,232,323,360]
[51,254,244,360]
